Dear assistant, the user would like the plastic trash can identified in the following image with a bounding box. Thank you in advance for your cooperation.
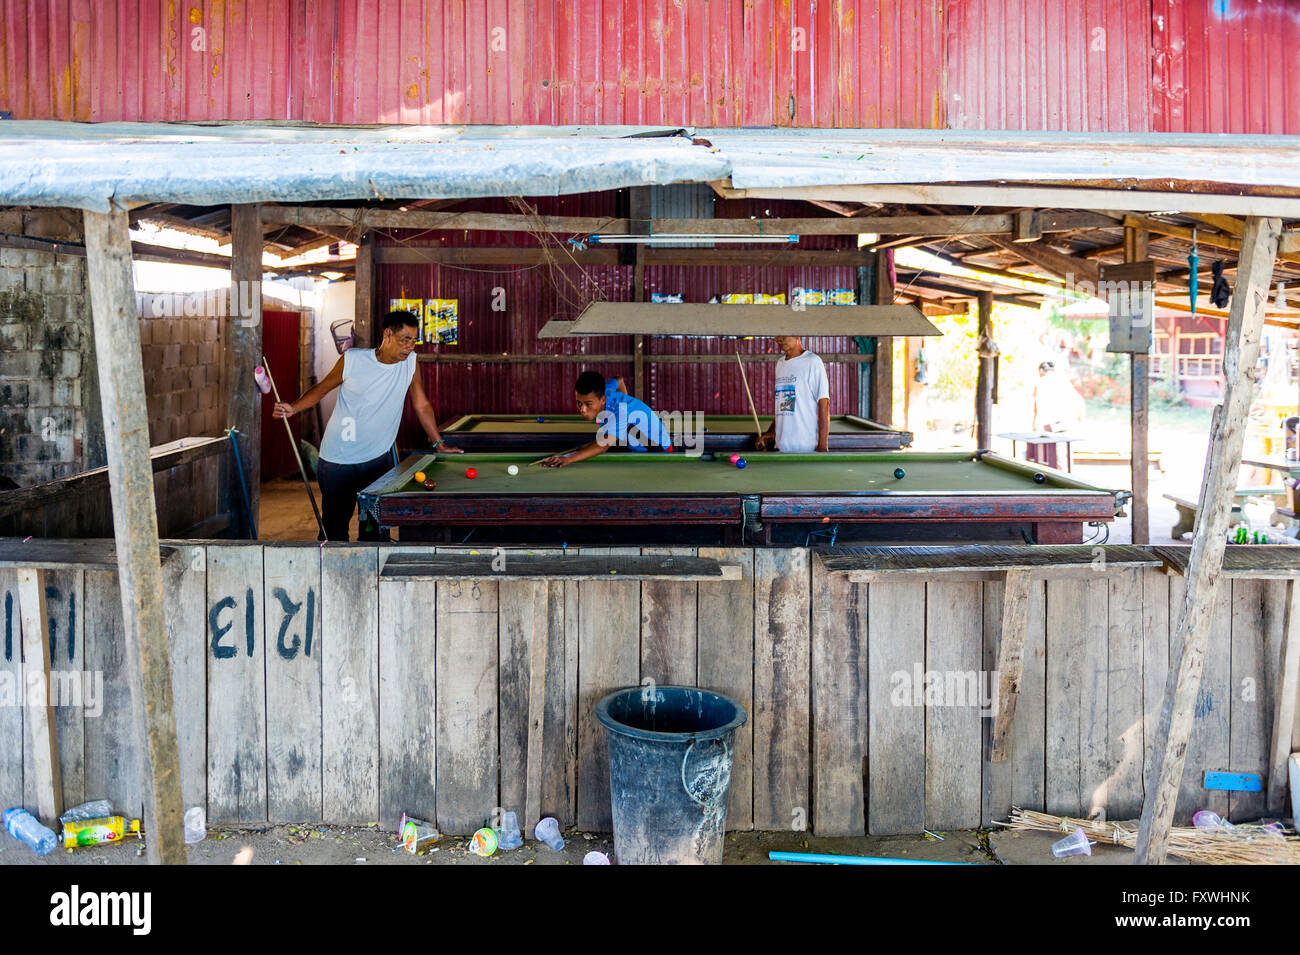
[595,685,747,865]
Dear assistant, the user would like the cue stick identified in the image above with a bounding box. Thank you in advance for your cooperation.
[261,355,326,539]
[734,351,764,441]
[528,443,585,466]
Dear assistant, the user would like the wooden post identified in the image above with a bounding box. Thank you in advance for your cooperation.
[17,568,61,822]
[629,187,650,400]
[354,231,375,349]
[228,205,263,536]
[873,249,895,425]
[83,207,187,865]
[1127,226,1151,544]
[975,291,995,449]
[1135,216,1280,865]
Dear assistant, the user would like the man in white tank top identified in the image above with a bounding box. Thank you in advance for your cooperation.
[273,310,461,541]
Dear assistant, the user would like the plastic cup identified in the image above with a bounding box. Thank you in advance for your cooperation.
[534,816,565,851]
[184,806,206,845]
[1192,810,1223,829]
[1051,827,1093,859]
[583,851,611,865]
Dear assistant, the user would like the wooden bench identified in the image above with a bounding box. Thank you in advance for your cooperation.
[1164,488,1285,539]
[1073,449,1165,473]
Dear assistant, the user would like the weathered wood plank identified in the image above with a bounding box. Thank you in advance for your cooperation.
[1171,575,1233,823]
[1142,568,1171,811]
[1106,567,1147,820]
[925,580,983,830]
[577,547,640,832]
[867,579,926,834]
[266,546,323,823]
[1228,578,1280,821]
[560,575,580,828]
[435,565,499,835]
[43,569,84,812]
[1044,577,1109,819]
[162,546,206,813]
[500,575,546,831]
[989,569,1032,763]
[321,546,380,823]
[206,546,267,823]
[698,547,755,831]
[83,570,144,822]
[382,553,738,581]
[982,576,1047,825]
[752,548,811,831]
[810,558,868,836]
[378,546,436,828]
[0,569,23,814]
[1269,580,1300,814]
[640,547,698,687]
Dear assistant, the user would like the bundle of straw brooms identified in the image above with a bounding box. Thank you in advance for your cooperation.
[998,808,1300,865]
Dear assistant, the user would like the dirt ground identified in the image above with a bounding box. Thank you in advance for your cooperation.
[0,821,1156,866]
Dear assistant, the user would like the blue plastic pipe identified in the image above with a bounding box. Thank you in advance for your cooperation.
[768,851,971,866]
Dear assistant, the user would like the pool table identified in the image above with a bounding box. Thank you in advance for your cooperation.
[358,451,1124,546]
[437,413,912,452]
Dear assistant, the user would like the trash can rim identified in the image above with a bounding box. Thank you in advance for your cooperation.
[594,685,748,742]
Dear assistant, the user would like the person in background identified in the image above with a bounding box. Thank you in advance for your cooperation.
[1030,360,1085,469]
[755,336,830,452]
[274,309,461,541]
[538,371,673,467]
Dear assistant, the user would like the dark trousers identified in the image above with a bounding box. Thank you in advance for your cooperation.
[316,452,394,542]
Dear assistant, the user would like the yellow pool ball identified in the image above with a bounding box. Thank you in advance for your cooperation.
[414,471,426,483]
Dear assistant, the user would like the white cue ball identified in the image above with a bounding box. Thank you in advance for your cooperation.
[507,465,519,476]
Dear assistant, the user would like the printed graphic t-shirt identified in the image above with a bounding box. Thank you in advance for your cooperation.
[597,378,673,451]
[319,349,418,464]
[773,350,829,452]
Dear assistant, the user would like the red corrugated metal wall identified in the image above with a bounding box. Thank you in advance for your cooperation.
[374,193,863,441]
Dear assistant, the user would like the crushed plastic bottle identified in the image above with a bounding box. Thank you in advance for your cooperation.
[496,811,522,851]
[583,851,611,865]
[3,808,57,856]
[59,799,115,825]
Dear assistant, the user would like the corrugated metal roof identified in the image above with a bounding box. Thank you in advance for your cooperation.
[6,121,1300,214]
[696,126,1300,191]
[0,121,726,211]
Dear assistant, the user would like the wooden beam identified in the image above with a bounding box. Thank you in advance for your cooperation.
[354,232,374,348]
[262,205,1113,238]
[1126,227,1151,546]
[374,245,896,268]
[1127,213,1300,265]
[1187,213,1246,237]
[727,182,1300,217]
[1135,215,1281,865]
[630,187,649,399]
[228,204,263,538]
[83,206,187,865]
[975,290,995,449]
[986,235,1101,286]
[1013,210,1042,242]
[1268,579,1300,814]
[989,569,1032,763]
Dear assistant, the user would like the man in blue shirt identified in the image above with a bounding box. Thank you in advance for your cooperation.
[539,371,673,467]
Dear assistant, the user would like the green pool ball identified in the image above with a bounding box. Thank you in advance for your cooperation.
[893,467,906,480]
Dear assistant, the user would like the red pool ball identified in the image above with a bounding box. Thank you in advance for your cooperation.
[729,453,740,464]
[466,468,478,479]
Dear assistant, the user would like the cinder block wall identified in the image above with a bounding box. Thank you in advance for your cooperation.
[0,248,104,488]
[136,299,224,445]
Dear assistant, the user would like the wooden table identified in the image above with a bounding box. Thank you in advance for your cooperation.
[997,432,1078,472]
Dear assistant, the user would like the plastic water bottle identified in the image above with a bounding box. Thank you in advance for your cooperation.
[253,366,272,394]
[59,799,114,824]
[496,811,522,851]
[533,816,565,852]
[3,808,57,856]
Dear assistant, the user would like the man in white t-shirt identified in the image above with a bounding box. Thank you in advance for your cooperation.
[273,310,461,541]
[755,336,830,453]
